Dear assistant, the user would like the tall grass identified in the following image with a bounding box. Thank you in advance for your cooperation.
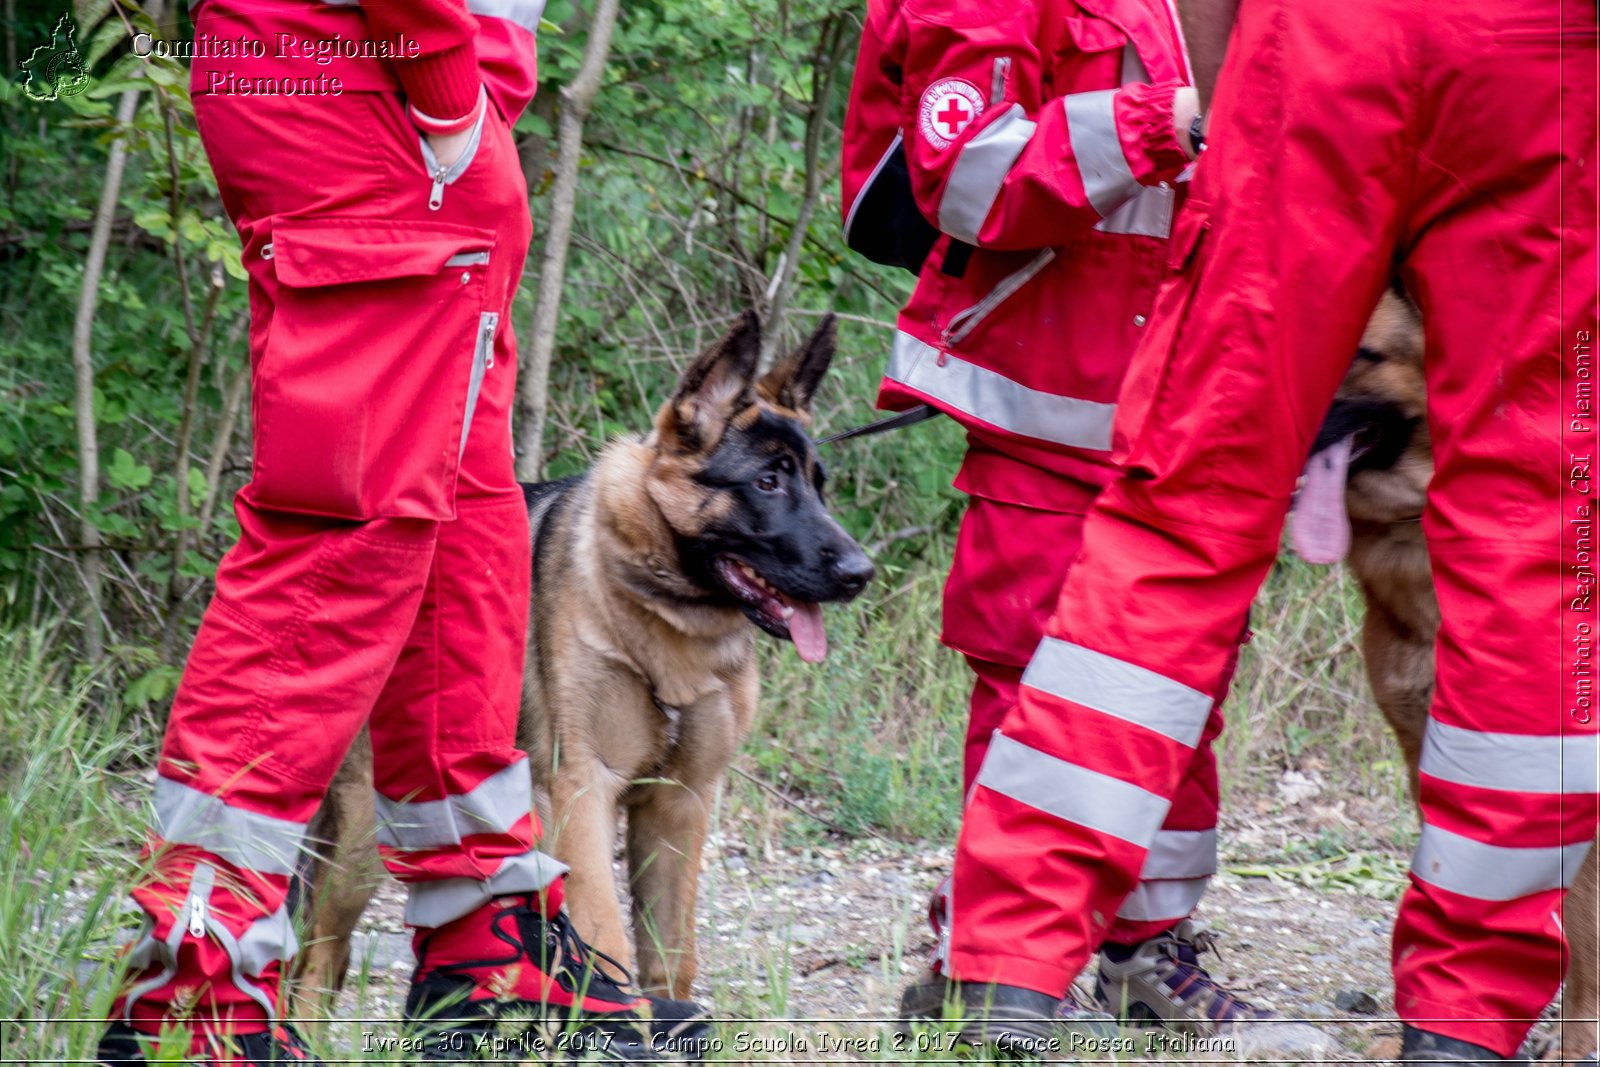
[0,628,151,1064]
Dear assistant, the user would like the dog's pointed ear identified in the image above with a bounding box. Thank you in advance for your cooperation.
[657,310,762,453]
[758,313,836,418]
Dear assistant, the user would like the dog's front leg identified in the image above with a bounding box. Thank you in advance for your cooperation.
[548,758,633,977]
[626,780,711,998]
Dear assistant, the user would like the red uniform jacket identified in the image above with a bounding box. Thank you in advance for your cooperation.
[843,0,1192,506]
[189,0,542,130]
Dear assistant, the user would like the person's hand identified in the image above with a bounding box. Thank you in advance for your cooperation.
[425,125,475,172]
[1173,85,1202,160]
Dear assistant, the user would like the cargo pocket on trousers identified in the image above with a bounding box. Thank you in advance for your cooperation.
[1112,205,1210,479]
[249,218,498,521]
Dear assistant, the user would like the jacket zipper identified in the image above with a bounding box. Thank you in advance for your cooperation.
[941,248,1057,348]
[418,104,489,211]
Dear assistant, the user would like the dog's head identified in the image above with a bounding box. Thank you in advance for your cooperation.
[645,311,873,661]
[1312,292,1427,479]
[1294,291,1431,560]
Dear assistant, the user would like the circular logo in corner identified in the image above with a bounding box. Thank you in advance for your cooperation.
[918,77,985,151]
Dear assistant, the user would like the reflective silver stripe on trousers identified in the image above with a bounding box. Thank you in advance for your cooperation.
[376,756,534,850]
[153,776,308,876]
[404,848,570,928]
[1061,89,1141,217]
[307,0,547,33]
[938,104,1037,245]
[975,732,1170,846]
[885,331,1116,450]
[1139,828,1219,880]
[1116,876,1209,922]
[1420,720,1600,795]
[1411,823,1592,901]
[1022,637,1212,748]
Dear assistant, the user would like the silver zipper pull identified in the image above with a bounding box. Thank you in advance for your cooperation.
[482,316,497,368]
[429,167,447,211]
[990,56,1012,105]
[187,892,206,938]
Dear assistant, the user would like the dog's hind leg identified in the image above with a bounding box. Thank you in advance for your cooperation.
[293,730,383,1012]
[625,780,711,999]
[1358,577,1436,804]
[1561,839,1600,1061]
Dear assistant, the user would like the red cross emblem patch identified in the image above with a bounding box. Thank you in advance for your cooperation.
[918,77,985,151]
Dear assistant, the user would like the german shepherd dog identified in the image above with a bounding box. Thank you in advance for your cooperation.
[1297,293,1598,1061]
[292,312,873,1003]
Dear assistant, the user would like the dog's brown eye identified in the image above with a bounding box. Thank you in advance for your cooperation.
[755,473,780,492]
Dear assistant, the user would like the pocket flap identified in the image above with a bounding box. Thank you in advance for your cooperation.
[271,218,495,288]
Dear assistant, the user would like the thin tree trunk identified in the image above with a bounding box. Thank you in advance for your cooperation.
[515,0,622,481]
[71,85,143,666]
[197,340,251,536]
[760,15,848,367]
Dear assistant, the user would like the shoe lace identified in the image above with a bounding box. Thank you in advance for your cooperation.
[1157,924,1262,1025]
[503,900,637,996]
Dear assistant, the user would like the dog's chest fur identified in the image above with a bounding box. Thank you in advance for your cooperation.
[521,446,758,790]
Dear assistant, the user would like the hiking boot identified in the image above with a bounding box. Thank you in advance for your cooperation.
[900,973,1113,1059]
[1400,1026,1531,1063]
[404,893,710,1062]
[1095,919,1336,1058]
[96,1021,318,1065]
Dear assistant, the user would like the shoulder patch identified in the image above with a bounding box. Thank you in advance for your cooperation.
[918,77,985,151]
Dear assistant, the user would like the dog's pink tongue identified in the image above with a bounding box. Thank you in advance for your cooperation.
[788,601,828,663]
[1292,433,1354,564]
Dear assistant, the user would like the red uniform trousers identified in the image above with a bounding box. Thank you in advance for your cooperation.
[947,0,1599,1054]
[941,465,1228,948]
[117,87,563,1032]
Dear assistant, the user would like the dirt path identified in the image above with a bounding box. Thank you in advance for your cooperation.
[334,784,1438,1062]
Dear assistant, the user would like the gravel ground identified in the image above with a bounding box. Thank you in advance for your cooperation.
[326,779,1448,1064]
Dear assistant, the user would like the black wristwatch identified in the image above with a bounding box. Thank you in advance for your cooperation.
[1188,112,1207,157]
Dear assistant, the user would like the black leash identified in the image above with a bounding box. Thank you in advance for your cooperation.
[819,403,940,446]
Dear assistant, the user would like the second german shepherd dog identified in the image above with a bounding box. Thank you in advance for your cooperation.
[1303,293,1598,1061]
[293,312,873,1003]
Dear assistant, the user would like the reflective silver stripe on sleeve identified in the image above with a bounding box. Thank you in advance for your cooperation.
[404,849,570,928]
[311,0,547,32]
[938,104,1037,245]
[1139,828,1219,880]
[153,776,308,876]
[376,757,533,850]
[467,0,549,33]
[1022,638,1212,748]
[1116,876,1209,923]
[1420,720,1600,795]
[1411,823,1592,901]
[975,732,1170,846]
[1062,89,1140,217]
[844,133,902,244]
[885,331,1116,450]
[1096,184,1173,238]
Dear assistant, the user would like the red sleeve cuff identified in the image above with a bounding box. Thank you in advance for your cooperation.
[396,44,481,129]
[1117,80,1191,186]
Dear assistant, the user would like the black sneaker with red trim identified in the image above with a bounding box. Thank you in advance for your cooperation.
[404,894,710,1062]
[96,1021,318,1065]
